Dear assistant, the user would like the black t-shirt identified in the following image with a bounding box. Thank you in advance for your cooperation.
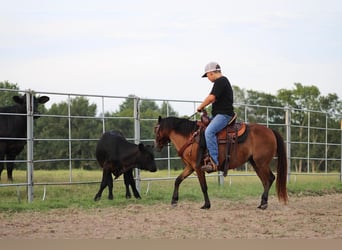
[210,76,234,116]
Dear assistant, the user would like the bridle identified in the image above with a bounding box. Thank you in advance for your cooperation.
[154,124,170,150]
[154,122,201,157]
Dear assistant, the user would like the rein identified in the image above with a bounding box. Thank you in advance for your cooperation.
[177,127,201,157]
[155,117,202,157]
[176,112,208,157]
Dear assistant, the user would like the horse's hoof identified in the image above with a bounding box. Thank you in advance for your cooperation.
[201,204,211,209]
[94,196,101,202]
[171,203,178,208]
[258,203,268,210]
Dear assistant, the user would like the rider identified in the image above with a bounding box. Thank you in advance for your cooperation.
[196,62,234,172]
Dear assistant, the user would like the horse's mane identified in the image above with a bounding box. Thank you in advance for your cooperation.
[160,117,198,136]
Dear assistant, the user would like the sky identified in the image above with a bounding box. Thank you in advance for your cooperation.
[1,0,341,105]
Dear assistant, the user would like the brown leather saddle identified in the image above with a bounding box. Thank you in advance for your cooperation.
[198,111,248,176]
[199,111,247,144]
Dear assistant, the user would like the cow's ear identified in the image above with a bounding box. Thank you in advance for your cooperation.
[138,143,145,151]
[38,96,50,104]
[12,95,25,104]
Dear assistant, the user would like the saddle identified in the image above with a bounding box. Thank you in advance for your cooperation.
[197,111,248,176]
[199,111,247,143]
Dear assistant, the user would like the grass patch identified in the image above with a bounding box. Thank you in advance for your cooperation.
[1,169,341,212]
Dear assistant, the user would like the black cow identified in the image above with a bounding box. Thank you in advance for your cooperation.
[0,94,50,181]
[94,130,157,201]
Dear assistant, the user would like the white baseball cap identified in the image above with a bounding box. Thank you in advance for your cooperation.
[202,62,221,77]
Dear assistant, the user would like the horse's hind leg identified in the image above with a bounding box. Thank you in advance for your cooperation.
[250,159,275,209]
[195,168,211,209]
[258,172,275,209]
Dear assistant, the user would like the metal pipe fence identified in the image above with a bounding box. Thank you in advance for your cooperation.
[0,89,341,202]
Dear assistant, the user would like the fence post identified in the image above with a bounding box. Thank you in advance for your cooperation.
[340,120,342,182]
[26,91,34,202]
[67,95,73,182]
[218,172,224,186]
[285,106,291,182]
[134,96,141,192]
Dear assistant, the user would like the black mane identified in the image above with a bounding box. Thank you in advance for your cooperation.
[159,117,198,136]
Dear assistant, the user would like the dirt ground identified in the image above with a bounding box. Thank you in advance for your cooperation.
[0,194,341,239]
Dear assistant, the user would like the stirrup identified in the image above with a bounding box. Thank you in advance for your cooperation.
[201,157,218,173]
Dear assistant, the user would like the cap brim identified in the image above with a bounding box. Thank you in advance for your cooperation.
[201,73,207,78]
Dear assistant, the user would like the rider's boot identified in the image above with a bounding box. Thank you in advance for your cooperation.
[201,156,218,173]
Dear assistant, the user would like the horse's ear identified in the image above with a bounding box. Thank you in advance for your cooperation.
[158,116,162,123]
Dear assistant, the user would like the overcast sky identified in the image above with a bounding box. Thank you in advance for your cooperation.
[1,0,341,104]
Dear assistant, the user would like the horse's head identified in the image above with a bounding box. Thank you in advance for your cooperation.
[154,116,171,151]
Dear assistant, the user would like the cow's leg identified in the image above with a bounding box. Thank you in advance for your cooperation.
[107,171,114,200]
[94,163,112,201]
[6,162,14,182]
[6,154,15,182]
[0,153,4,181]
[0,143,5,181]
[124,169,141,199]
[123,171,132,199]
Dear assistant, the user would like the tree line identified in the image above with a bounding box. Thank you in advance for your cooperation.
[1,80,341,172]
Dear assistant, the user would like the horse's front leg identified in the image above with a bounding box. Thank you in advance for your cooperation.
[171,165,194,207]
[195,169,211,209]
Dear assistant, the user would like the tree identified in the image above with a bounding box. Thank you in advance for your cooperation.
[102,96,178,140]
[319,93,342,118]
[277,83,341,173]
[34,96,100,170]
[244,89,284,126]
[0,81,20,106]
[159,101,178,117]
[316,93,342,172]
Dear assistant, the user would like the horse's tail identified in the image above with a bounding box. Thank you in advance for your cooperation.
[272,129,288,204]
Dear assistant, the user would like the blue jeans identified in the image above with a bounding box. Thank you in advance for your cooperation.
[205,114,232,165]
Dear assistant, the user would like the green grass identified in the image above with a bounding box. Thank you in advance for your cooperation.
[1,169,342,212]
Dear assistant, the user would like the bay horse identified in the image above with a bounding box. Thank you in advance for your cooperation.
[154,115,288,209]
